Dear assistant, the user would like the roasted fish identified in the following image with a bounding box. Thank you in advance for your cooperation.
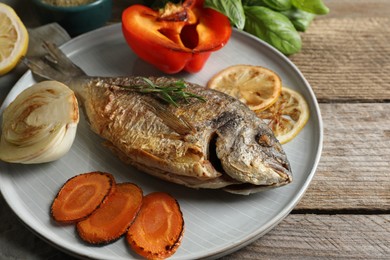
[23,42,292,195]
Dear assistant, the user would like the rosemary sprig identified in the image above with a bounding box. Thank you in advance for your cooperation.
[118,77,206,107]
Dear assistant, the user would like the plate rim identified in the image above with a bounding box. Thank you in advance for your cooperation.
[0,23,323,260]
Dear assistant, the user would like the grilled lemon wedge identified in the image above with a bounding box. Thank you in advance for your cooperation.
[207,65,282,111]
[256,87,309,144]
[0,3,29,75]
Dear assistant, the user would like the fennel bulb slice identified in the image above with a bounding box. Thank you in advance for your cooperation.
[0,81,79,164]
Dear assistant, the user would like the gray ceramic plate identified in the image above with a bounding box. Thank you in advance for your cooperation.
[0,24,323,260]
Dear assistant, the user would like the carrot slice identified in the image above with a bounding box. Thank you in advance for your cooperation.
[51,172,115,223]
[126,192,184,259]
[77,183,143,244]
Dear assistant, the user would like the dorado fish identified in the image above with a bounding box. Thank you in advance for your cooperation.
[23,42,292,195]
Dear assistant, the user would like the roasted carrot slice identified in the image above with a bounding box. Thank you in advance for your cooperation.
[77,183,143,244]
[126,192,184,259]
[51,172,115,223]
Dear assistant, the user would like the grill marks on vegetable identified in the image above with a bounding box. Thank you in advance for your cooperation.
[51,172,184,258]
[156,1,200,49]
[76,183,143,244]
[127,192,185,259]
[51,172,115,223]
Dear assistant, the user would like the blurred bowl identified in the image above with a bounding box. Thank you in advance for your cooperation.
[31,0,112,37]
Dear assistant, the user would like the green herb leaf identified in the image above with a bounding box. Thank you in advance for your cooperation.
[244,6,301,55]
[204,0,246,30]
[242,0,266,6]
[281,7,316,32]
[291,0,329,15]
[116,78,206,107]
[262,0,292,11]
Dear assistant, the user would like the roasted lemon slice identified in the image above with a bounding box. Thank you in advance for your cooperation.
[207,65,282,111]
[256,87,310,144]
[0,3,29,76]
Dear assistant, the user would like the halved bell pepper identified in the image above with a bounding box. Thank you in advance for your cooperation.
[121,0,232,74]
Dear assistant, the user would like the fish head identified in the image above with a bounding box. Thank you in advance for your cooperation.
[209,111,292,194]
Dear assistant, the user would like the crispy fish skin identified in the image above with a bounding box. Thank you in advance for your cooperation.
[24,42,292,195]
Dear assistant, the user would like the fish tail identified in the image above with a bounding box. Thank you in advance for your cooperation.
[23,41,87,84]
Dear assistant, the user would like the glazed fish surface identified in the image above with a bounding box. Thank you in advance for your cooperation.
[24,42,292,195]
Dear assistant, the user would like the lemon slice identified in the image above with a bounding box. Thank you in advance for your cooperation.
[207,65,282,111]
[0,3,29,76]
[256,87,310,144]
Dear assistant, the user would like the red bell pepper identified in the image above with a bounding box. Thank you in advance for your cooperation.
[121,0,232,74]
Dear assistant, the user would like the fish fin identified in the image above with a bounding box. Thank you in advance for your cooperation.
[143,98,196,136]
[23,41,86,83]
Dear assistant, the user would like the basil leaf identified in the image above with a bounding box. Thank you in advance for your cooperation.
[262,0,292,11]
[291,0,329,15]
[204,0,246,30]
[244,6,301,55]
[242,0,267,6]
[243,0,292,11]
[281,7,315,32]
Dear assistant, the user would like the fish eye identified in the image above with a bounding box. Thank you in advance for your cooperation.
[256,132,273,147]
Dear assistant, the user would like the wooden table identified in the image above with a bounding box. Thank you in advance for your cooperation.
[1,0,389,259]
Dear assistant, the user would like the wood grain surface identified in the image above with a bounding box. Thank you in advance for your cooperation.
[296,103,390,211]
[223,214,390,259]
[0,0,389,259]
[290,17,390,102]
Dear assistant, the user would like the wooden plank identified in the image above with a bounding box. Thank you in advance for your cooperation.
[289,16,390,102]
[295,103,390,211]
[222,214,390,259]
[323,0,390,18]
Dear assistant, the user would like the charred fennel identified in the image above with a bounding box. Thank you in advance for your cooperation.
[0,81,79,164]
